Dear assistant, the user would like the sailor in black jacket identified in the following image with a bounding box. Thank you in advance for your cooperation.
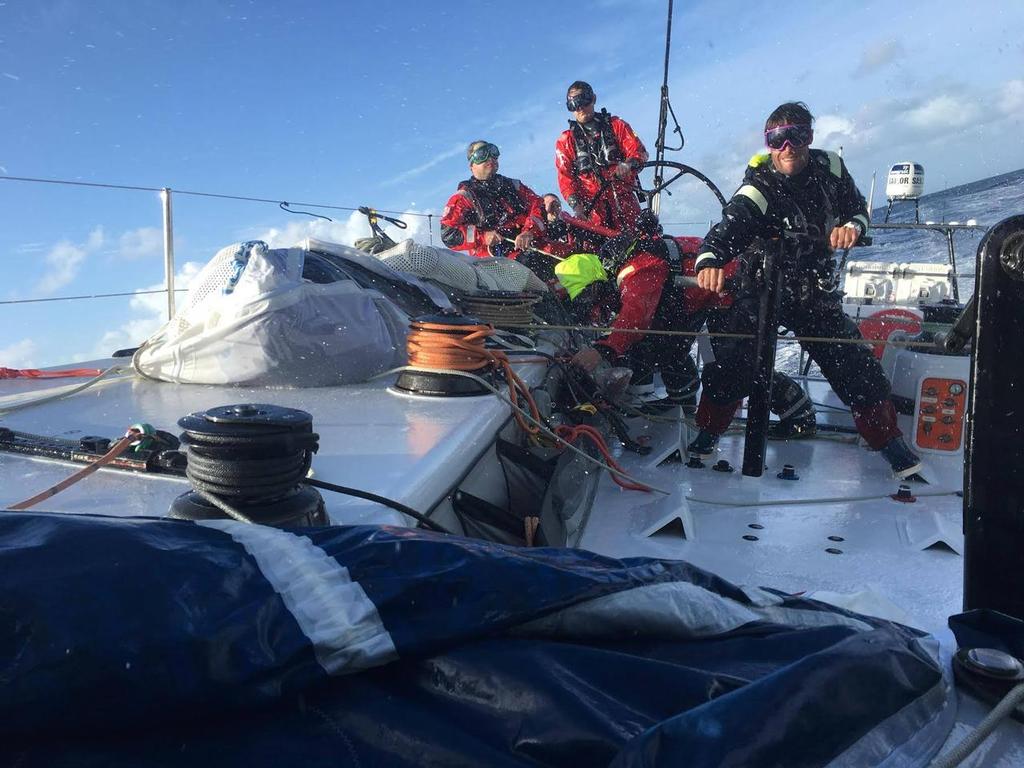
[689,102,922,479]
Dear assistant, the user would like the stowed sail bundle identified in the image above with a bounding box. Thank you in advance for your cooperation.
[373,237,549,294]
[132,240,447,387]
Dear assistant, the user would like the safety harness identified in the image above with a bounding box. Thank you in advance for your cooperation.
[570,109,624,174]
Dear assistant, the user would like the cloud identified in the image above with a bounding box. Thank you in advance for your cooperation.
[999,79,1024,116]
[34,226,104,294]
[901,94,981,131]
[117,227,162,260]
[384,143,465,186]
[814,114,857,149]
[0,338,37,368]
[89,261,204,357]
[254,208,432,250]
[853,39,906,77]
[2,72,19,81]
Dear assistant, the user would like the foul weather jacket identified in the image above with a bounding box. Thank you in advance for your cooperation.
[594,236,737,359]
[555,112,648,233]
[440,175,547,259]
[694,149,869,274]
[691,150,904,448]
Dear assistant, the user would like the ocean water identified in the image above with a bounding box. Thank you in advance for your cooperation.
[773,166,1024,374]
[862,166,1024,277]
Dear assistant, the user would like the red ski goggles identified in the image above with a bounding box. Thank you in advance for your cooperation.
[468,142,500,165]
[764,124,813,151]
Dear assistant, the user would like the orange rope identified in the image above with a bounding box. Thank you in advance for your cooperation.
[6,428,142,511]
[555,424,651,492]
[407,320,542,435]
[406,320,649,494]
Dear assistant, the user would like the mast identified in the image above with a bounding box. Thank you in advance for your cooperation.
[651,0,681,215]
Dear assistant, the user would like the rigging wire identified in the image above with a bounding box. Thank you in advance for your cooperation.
[0,174,434,220]
[0,288,188,306]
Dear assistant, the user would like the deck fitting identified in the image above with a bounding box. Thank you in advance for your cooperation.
[891,485,917,503]
[777,464,799,481]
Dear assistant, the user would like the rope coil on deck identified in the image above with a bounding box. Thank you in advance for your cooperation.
[407,318,542,436]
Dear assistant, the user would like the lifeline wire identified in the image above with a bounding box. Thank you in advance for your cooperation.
[0,174,433,220]
[503,321,949,350]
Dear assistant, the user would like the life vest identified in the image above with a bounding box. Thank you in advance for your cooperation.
[570,109,623,174]
[455,175,528,233]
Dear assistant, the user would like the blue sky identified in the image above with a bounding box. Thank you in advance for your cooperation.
[2,0,1023,367]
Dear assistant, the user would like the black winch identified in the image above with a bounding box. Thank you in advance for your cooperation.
[169,403,327,526]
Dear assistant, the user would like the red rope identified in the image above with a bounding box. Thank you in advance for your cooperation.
[555,423,651,492]
[0,367,104,380]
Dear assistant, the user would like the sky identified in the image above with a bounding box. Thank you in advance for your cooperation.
[1,0,1023,368]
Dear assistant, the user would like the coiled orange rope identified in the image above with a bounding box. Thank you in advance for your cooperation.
[406,320,542,436]
[407,319,651,493]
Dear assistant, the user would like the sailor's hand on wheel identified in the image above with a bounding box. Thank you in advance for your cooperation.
[697,267,726,294]
[571,347,604,373]
[829,225,858,251]
[514,231,534,251]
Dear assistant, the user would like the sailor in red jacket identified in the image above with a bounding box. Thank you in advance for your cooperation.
[555,81,649,233]
[440,140,547,261]
[562,214,732,409]
[563,214,818,428]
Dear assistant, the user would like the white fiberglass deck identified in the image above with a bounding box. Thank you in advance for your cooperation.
[0,360,964,631]
[3,360,1023,765]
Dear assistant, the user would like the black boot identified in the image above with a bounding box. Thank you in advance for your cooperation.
[768,372,817,440]
[767,406,817,440]
[879,436,924,481]
[687,430,720,457]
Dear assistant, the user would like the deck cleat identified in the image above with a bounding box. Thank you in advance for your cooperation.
[891,484,917,503]
[777,464,799,481]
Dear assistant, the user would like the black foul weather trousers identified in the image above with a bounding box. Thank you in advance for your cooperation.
[701,286,891,409]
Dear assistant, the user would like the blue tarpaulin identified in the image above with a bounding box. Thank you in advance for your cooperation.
[0,512,953,766]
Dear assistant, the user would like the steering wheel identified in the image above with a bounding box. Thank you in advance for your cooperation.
[636,160,728,210]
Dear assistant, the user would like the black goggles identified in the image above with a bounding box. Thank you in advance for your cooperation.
[566,92,595,112]
[468,143,500,165]
[764,124,813,151]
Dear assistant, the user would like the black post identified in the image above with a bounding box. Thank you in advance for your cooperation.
[742,239,784,477]
[963,214,1024,619]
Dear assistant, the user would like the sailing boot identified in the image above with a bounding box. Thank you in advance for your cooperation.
[767,372,817,440]
[625,368,657,402]
[687,397,739,457]
[686,429,720,457]
[879,436,924,481]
